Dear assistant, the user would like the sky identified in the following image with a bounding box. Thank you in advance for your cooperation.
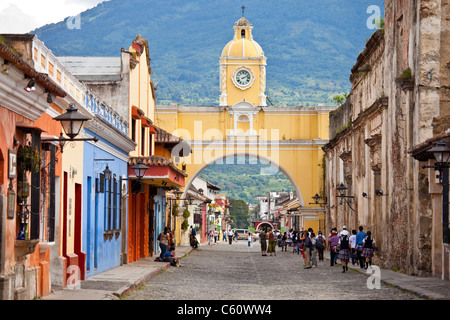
[0,0,107,33]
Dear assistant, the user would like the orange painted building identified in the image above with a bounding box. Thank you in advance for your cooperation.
[125,35,187,262]
[0,36,66,299]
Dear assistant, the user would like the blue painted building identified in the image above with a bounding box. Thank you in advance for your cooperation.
[82,97,135,277]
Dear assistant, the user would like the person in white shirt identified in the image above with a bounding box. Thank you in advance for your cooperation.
[349,229,357,265]
[248,234,253,247]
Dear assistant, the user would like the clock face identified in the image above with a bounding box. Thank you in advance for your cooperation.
[235,70,251,86]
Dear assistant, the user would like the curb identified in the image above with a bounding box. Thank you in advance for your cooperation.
[112,248,194,299]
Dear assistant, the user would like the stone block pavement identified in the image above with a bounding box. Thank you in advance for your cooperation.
[39,242,450,300]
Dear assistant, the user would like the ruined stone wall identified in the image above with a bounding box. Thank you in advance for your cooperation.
[324,0,450,276]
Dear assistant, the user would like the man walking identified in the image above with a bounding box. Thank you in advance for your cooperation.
[355,226,366,268]
[228,228,234,245]
[259,227,267,256]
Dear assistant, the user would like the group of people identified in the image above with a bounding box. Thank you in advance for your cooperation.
[257,226,376,273]
[156,226,180,267]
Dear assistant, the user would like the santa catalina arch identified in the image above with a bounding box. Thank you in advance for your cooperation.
[155,16,334,229]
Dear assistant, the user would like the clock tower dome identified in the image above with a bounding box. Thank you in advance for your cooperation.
[220,16,267,107]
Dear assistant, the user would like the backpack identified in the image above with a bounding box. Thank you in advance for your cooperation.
[316,236,324,250]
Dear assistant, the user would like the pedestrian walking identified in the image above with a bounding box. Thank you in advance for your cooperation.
[222,229,227,242]
[299,230,306,261]
[228,228,233,245]
[315,231,326,261]
[234,230,238,242]
[285,231,292,251]
[259,227,268,256]
[292,230,298,253]
[355,226,367,268]
[337,232,350,272]
[303,231,313,269]
[311,233,318,267]
[349,229,357,265]
[248,233,253,247]
[328,229,339,266]
[157,227,170,260]
[362,231,376,269]
[281,232,288,251]
[214,230,219,243]
[267,229,276,256]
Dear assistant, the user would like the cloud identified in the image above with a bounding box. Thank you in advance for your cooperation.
[0,4,38,33]
[0,0,107,33]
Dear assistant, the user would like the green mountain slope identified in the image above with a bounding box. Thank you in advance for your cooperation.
[32,0,384,106]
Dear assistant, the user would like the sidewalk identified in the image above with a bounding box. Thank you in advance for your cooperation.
[325,256,450,300]
[40,244,198,300]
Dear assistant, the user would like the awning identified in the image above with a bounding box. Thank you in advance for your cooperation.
[131,106,144,120]
[128,156,187,188]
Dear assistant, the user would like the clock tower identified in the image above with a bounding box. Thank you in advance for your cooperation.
[220,16,267,107]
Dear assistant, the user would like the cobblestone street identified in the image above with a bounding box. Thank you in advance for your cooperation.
[124,240,422,300]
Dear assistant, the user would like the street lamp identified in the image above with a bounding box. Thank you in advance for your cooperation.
[336,183,355,211]
[42,103,98,151]
[54,104,92,140]
[130,160,149,180]
[309,193,327,206]
[422,140,450,243]
[428,141,450,167]
[103,165,112,180]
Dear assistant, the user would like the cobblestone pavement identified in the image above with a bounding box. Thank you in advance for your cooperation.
[124,240,423,300]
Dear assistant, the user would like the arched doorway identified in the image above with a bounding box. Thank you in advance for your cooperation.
[181,152,304,206]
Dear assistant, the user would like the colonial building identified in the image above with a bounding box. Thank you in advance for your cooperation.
[0,34,69,299]
[323,0,450,280]
[60,35,188,262]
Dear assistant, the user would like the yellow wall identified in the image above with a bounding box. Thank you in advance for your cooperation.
[155,106,330,210]
[128,44,156,158]
[61,139,84,255]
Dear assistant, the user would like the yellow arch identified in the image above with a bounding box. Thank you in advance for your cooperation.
[179,152,304,206]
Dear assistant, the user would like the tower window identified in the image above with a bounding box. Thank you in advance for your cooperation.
[241,30,245,38]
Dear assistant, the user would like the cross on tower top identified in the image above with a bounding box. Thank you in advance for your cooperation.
[241,5,245,17]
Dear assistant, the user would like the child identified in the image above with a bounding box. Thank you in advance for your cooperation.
[248,233,252,247]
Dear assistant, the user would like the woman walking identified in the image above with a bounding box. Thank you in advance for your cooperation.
[362,231,376,269]
[337,233,350,272]
[267,229,276,256]
[328,229,339,267]
[281,232,288,251]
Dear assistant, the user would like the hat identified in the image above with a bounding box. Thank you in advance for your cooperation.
[343,226,347,229]
[341,230,349,236]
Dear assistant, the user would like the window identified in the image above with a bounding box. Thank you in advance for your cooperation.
[241,30,245,38]
[41,54,46,69]
[56,70,61,83]
[141,126,145,155]
[131,119,136,142]
[48,62,54,76]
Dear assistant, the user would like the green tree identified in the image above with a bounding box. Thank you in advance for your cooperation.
[229,199,249,229]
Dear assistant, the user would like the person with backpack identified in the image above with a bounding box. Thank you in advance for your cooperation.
[315,231,326,261]
[362,231,376,269]
[338,232,350,272]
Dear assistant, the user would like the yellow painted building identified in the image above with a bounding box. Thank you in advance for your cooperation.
[156,16,334,231]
